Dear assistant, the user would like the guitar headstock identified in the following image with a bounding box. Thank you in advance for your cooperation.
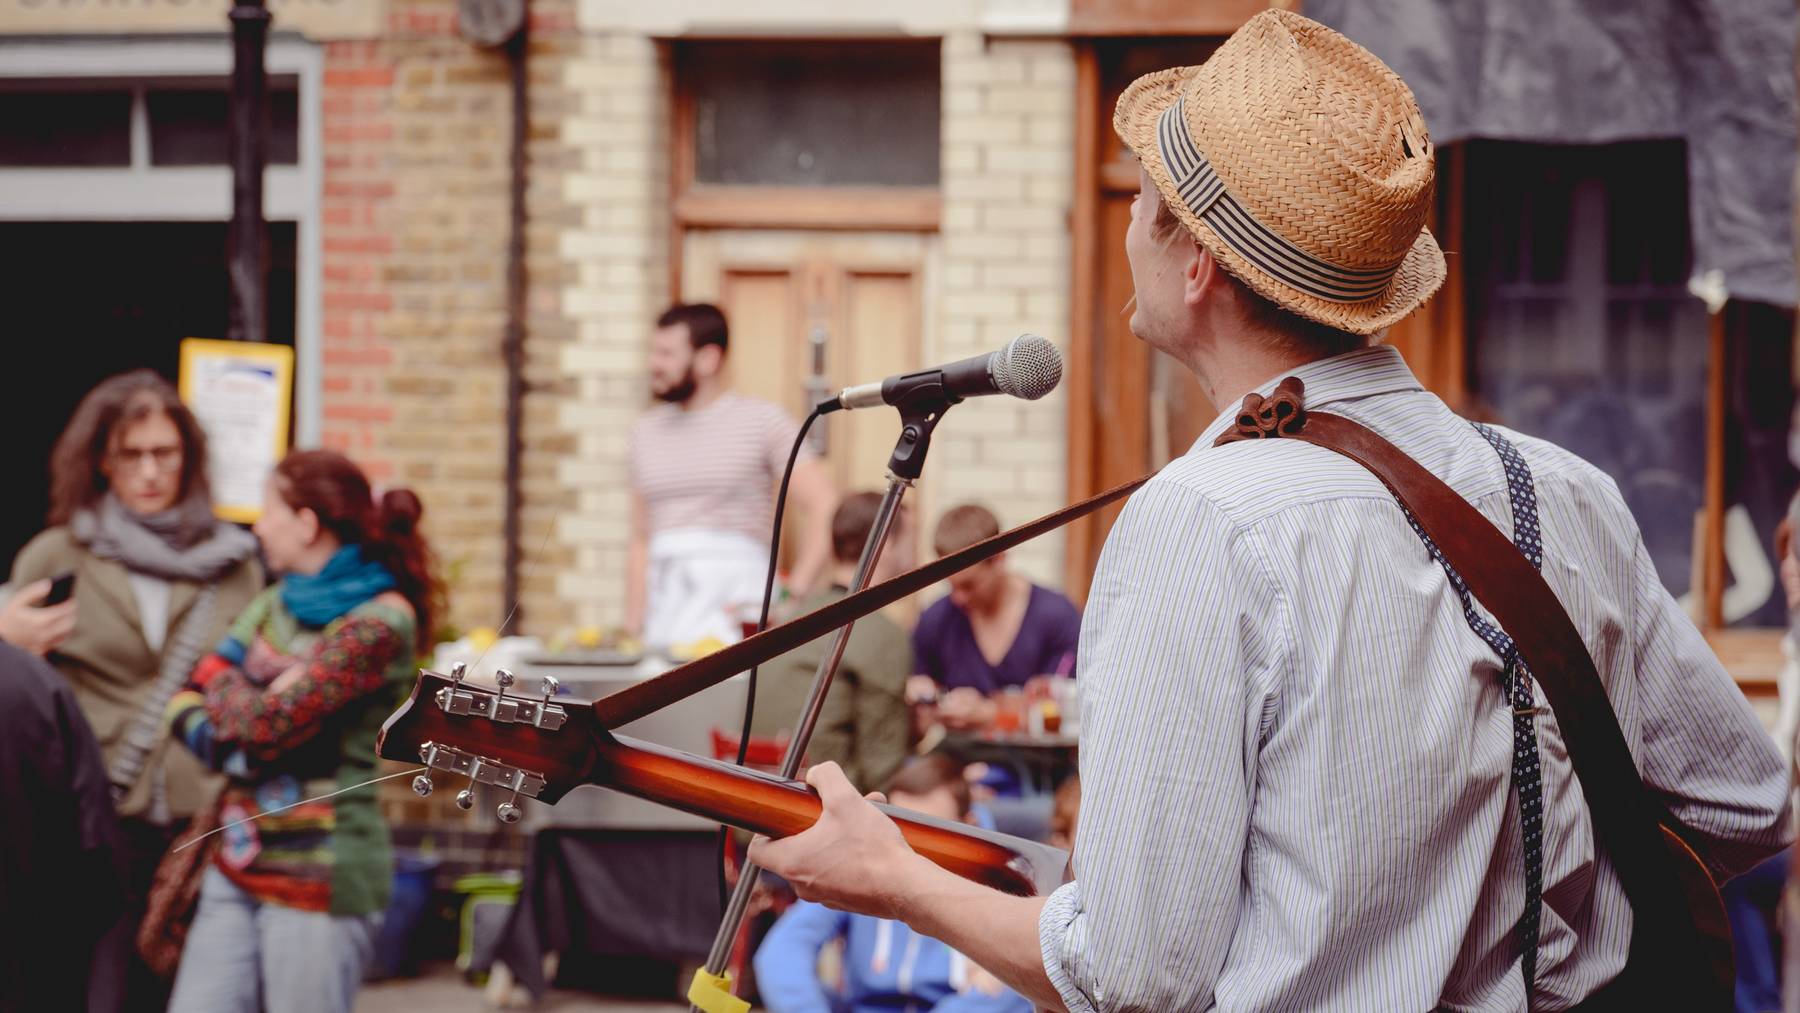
[377,663,605,823]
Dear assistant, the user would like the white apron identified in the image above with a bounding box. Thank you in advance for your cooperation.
[643,528,770,653]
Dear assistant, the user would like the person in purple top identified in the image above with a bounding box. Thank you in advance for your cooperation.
[909,504,1082,729]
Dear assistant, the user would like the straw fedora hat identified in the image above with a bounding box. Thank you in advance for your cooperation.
[1114,8,1445,335]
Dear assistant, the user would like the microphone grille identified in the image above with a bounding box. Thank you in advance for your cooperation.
[992,334,1064,401]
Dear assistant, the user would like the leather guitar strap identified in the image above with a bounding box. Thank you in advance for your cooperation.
[1213,377,1706,1002]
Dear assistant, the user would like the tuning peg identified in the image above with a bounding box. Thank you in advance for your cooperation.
[413,744,439,796]
[540,675,559,704]
[450,661,467,685]
[496,765,530,824]
[455,757,485,811]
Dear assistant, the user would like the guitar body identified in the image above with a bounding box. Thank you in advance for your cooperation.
[1651,823,1732,1007]
[1573,822,1732,1011]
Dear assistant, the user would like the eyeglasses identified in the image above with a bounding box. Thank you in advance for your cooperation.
[109,446,183,472]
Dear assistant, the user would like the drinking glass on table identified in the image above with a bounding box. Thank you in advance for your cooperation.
[992,687,1026,735]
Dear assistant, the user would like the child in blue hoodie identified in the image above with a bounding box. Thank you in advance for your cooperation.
[754,756,1035,1013]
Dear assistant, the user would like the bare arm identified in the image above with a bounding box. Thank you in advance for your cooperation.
[783,457,836,596]
[749,762,1064,1010]
[625,490,648,636]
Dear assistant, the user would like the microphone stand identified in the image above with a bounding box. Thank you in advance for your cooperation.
[688,393,953,1012]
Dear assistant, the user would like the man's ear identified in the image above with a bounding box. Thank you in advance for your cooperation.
[694,344,724,378]
[1184,242,1220,309]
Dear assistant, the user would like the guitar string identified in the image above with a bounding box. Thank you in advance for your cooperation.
[175,767,427,852]
[173,508,563,853]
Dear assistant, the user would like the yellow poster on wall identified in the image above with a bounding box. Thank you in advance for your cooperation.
[178,338,295,524]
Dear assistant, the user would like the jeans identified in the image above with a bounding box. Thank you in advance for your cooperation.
[168,867,380,1013]
[1723,846,1786,1013]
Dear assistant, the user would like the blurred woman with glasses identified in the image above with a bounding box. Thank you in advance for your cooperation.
[2,368,263,1012]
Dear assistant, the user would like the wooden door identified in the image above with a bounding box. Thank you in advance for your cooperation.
[682,229,932,588]
[1066,39,1226,599]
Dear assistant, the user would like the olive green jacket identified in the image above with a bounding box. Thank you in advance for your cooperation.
[751,587,912,792]
[11,526,263,821]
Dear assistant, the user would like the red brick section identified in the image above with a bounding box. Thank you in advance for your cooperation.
[320,36,397,469]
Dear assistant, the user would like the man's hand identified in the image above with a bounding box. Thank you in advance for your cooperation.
[904,674,940,704]
[748,762,924,921]
[938,687,996,729]
[0,579,76,656]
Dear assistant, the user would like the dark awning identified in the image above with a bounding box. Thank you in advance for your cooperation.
[1309,0,1798,307]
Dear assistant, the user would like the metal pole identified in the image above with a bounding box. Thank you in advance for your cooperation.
[693,475,912,1006]
[227,0,271,343]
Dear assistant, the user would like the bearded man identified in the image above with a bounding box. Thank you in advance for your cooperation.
[626,302,835,651]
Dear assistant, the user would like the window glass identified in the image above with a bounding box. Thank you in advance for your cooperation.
[0,87,131,166]
[1467,140,1796,626]
[149,82,300,166]
[686,41,939,187]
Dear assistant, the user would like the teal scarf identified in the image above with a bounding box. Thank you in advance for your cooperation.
[281,544,396,627]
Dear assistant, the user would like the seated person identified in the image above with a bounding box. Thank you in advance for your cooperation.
[751,492,915,791]
[753,755,1033,1013]
[909,504,1081,728]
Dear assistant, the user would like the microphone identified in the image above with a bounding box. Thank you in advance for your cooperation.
[822,334,1063,414]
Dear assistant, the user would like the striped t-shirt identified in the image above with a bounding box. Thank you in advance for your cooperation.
[628,391,811,544]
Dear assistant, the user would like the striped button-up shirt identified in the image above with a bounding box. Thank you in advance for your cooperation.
[1038,345,1790,1011]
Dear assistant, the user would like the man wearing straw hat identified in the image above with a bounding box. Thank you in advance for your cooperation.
[753,10,1789,1009]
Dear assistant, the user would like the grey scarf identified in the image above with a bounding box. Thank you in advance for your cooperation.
[71,492,258,582]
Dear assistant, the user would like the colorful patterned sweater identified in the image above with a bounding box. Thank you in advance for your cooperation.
[167,585,415,917]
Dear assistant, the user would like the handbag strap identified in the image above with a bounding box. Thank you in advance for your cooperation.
[1215,377,1698,982]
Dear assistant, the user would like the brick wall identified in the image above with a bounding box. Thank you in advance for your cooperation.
[930,34,1075,586]
[318,0,581,641]
[551,32,669,630]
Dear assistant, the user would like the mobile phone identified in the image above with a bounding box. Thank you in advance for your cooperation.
[43,571,76,606]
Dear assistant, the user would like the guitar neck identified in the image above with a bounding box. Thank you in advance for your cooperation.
[593,732,1065,897]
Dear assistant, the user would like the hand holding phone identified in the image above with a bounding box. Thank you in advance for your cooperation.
[42,571,76,607]
[0,574,78,656]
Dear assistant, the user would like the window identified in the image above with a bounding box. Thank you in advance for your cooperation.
[149,82,301,166]
[0,77,301,169]
[0,85,131,166]
[672,40,943,231]
[683,41,939,188]
[1466,140,1796,627]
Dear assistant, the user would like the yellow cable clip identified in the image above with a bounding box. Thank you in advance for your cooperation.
[687,967,750,1013]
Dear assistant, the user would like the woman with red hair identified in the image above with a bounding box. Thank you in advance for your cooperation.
[163,449,443,1013]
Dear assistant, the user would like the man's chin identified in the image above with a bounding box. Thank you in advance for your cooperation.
[1127,311,1149,342]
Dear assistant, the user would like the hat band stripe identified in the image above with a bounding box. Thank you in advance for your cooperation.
[1210,198,1391,298]
[1156,97,1400,303]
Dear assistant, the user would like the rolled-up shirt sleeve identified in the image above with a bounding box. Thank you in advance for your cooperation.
[1038,478,1288,1011]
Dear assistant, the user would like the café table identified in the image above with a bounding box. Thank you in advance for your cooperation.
[935,728,1079,797]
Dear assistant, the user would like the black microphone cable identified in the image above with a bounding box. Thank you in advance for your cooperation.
[715,404,826,915]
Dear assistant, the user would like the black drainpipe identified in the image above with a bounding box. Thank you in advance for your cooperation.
[500,11,529,633]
